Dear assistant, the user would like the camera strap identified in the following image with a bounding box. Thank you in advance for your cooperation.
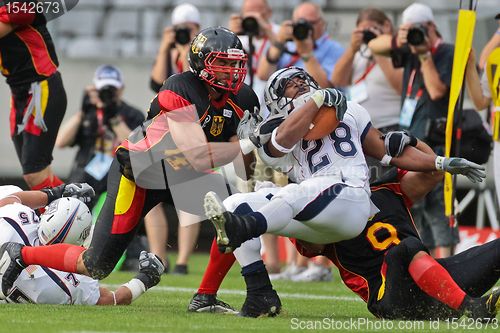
[96,109,106,152]
[354,61,376,85]
[406,69,423,99]
[251,38,268,73]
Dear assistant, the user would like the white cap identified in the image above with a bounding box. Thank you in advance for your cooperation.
[93,65,124,90]
[171,3,200,26]
[402,3,434,25]
[0,185,22,200]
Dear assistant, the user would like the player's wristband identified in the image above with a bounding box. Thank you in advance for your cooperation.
[310,90,325,109]
[435,156,445,171]
[271,128,295,153]
[239,138,258,155]
[122,278,146,302]
[380,154,392,166]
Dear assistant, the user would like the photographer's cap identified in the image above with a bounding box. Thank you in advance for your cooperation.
[402,3,434,25]
[93,65,124,90]
[172,3,200,26]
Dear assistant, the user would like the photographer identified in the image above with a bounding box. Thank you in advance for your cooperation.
[257,1,344,88]
[369,3,457,258]
[228,0,278,116]
[150,3,201,93]
[55,65,144,208]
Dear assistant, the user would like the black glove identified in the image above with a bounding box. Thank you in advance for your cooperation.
[135,251,164,290]
[41,183,95,204]
[382,130,418,157]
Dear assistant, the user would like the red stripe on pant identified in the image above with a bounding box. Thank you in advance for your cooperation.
[111,185,146,235]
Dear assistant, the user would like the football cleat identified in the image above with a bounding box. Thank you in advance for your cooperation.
[466,288,500,321]
[188,293,239,314]
[240,289,282,318]
[204,192,257,254]
[0,242,26,299]
[269,264,307,281]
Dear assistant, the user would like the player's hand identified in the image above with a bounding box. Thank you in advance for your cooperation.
[237,109,263,139]
[382,130,418,157]
[41,183,95,204]
[436,156,486,183]
[136,251,164,289]
[311,88,347,121]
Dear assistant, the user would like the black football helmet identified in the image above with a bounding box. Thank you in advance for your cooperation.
[188,26,247,93]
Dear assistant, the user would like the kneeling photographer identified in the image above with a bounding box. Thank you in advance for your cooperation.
[369,3,458,258]
[56,65,144,209]
[257,1,344,88]
[150,3,201,93]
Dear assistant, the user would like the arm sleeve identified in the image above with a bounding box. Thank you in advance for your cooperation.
[71,275,101,305]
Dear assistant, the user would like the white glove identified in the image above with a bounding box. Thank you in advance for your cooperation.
[237,109,263,139]
[435,156,486,183]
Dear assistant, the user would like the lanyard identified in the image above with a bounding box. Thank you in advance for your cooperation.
[252,38,268,73]
[406,69,423,99]
[354,61,376,85]
[96,109,105,152]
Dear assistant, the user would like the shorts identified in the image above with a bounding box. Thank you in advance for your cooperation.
[10,71,67,174]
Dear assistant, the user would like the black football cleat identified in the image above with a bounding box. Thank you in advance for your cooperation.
[188,293,239,314]
[0,242,26,299]
[204,192,258,254]
[466,289,500,321]
[240,289,282,318]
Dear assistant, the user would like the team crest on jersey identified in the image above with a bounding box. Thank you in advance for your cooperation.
[191,34,207,54]
[210,116,225,136]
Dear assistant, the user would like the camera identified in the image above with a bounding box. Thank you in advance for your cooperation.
[407,24,428,46]
[362,30,377,44]
[175,27,191,45]
[292,19,313,40]
[241,16,259,35]
[98,85,118,108]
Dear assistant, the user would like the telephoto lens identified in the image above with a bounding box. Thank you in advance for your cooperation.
[241,16,259,35]
[175,27,192,45]
[407,25,427,46]
[292,19,313,40]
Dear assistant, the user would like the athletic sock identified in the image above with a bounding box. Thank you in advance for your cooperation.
[242,260,273,293]
[22,244,85,273]
[50,175,64,187]
[197,238,236,295]
[30,176,53,191]
[408,254,466,310]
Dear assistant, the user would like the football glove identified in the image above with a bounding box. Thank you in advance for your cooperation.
[382,130,418,157]
[435,156,486,183]
[311,88,348,122]
[136,251,165,290]
[41,183,95,204]
[237,109,263,140]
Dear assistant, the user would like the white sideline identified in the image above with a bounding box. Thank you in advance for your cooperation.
[102,284,361,302]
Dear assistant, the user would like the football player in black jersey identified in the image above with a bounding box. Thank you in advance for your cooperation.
[0,27,267,299]
[187,138,498,319]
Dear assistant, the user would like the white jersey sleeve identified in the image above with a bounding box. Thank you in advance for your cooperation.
[7,266,100,305]
[345,101,373,143]
[256,144,293,174]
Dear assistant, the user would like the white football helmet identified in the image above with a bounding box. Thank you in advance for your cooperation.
[38,197,92,246]
[264,67,319,117]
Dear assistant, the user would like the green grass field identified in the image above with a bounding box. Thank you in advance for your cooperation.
[0,253,498,333]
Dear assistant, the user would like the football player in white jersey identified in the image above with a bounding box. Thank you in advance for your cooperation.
[0,184,164,305]
[201,67,486,316]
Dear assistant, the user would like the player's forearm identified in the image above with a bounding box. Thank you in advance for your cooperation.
[274,99,319,149]
[0,191,48,209]
[420,57,448,100]
[182,142,243,172]
[390,146,438,172]
[331,47,356,87]
[151,50,169,86]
